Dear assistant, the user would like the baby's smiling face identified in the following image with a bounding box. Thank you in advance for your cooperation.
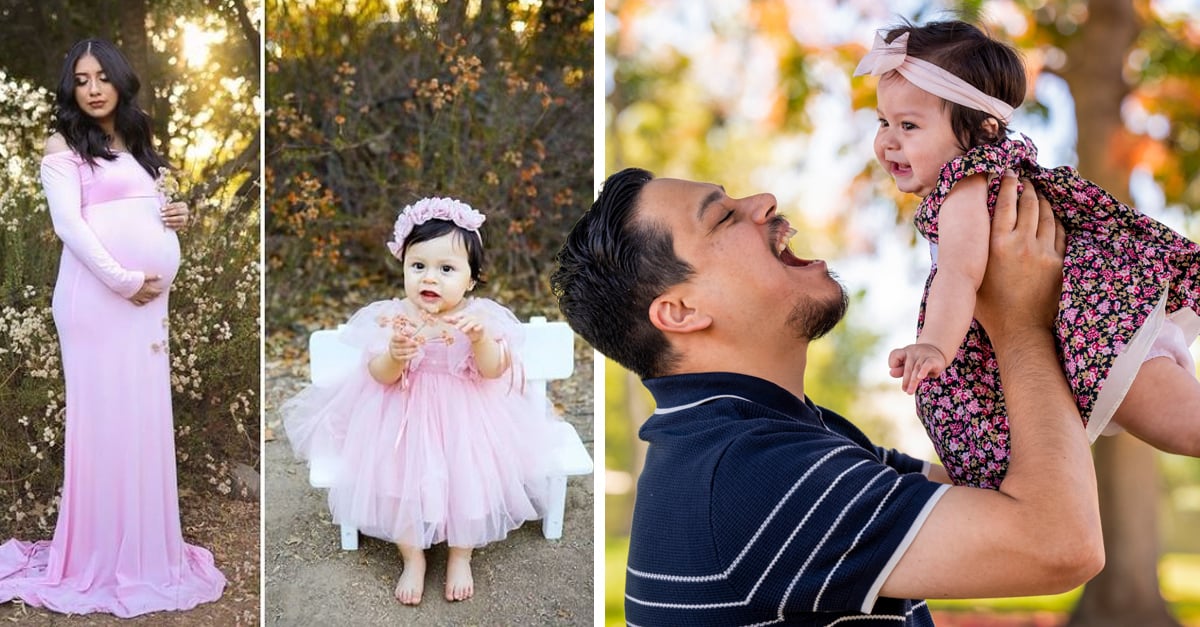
[872,73,966,198]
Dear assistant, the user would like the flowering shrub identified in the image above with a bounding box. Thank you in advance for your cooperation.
[266,1,593,326]
[0,71,260,531]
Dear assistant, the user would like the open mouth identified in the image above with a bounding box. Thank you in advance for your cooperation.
[419,289,440,299]
[780,246,813,267]
[775,225,814,267]
[889,161,912,177]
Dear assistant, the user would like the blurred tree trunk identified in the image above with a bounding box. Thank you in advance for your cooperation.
[475,0,514,67]
[1061,0,1180,624]
[116,0,164,143]
[221,0,261,73]
[1069,436,1178,627]
[532,0,590,67]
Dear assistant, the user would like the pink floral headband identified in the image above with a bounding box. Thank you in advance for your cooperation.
[854,31,1014,126]
[386,197,485,259]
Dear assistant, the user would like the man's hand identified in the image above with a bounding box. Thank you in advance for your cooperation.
[975,172,1065,337]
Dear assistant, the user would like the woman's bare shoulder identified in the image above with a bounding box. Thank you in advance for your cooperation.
[44,133,71,156]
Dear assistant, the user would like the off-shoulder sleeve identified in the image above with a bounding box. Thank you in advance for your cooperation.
[40,151,145,298]
[470,298,524,353]
[449,298,526,381]
[338,299,407,356]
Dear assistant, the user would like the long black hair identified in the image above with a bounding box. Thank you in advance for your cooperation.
[53,38,169,178]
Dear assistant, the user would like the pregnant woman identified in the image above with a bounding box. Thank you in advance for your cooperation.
[0,38,225,617]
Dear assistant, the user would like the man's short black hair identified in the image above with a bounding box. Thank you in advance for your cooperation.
[552,168,693,379]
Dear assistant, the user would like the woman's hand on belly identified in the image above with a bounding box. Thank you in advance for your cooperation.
[129,274,164,306]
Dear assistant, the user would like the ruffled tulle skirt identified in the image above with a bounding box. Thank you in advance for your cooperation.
[284,354,553,549]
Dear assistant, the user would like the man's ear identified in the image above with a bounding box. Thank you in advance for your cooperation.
[649,292,712,334]
[980,117,1000,140]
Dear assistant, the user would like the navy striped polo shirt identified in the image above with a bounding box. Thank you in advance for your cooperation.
[625,372,948,626]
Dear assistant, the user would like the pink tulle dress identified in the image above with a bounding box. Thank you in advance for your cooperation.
[283,296,553,549]
[0,150,225,617]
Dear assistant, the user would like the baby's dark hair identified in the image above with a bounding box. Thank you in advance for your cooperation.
[882,19,1026,150]
[399,219,487,287]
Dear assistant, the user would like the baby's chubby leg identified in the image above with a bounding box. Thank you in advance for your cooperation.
[395,543,427,605]
[445,546,474,602]
[1112,357,1200,457]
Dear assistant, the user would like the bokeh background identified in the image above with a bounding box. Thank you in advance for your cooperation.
[0,1,261,623]
[604,1,1200,625]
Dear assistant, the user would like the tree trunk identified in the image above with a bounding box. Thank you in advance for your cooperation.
[221,0,261,74]
[1060,0,1180,624]
[1068,436,1178,627]
[115,0,165,143]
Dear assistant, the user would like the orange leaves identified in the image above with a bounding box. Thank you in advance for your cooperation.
[413,76,453,110]
[408,42,484,111]
[269,170,337,245]
[519,162,543,183]
[552,187,574,208]
[449,54,483,92]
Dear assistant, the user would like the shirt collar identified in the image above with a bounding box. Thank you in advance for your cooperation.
[642,371,813,420]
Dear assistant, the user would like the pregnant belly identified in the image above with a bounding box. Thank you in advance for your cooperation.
[84,198,181,286]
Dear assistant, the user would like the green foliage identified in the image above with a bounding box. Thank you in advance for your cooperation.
[1011,0,1200,213]
[605,534,630,626]
[928,553,1200,621]
[266,0,594,325]
[0,74,66,528]
[1162,453,1200,553]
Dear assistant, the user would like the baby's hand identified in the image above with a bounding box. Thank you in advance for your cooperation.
[387,331,421,364]
[888,343,948,395]
[443,313,490,345]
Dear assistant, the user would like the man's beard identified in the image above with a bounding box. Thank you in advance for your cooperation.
[786,271,849,341]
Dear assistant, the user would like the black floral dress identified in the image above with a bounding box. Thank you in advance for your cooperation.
[913,136,1199,488]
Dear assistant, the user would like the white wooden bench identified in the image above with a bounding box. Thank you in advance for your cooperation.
[305,315,593,549]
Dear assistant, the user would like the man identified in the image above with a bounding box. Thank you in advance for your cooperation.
[552,168,1102,625]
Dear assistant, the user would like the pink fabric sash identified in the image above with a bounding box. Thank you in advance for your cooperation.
[854,32,1014,125]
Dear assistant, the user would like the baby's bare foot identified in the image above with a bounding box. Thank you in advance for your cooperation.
[395,545,426,605]
[445,547,474,602]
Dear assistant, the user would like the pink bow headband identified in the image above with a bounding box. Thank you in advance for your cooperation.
[854,31,1014,126]
[386,197,485,259]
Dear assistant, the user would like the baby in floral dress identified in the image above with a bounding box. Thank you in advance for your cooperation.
[856,20,1199,488]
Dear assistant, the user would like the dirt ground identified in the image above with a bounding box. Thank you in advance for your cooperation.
[0,496,261,625]
[262,344,595,626]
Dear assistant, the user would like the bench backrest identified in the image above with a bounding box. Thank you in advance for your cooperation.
[308,315,575,387]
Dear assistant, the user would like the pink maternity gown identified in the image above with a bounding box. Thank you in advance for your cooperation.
[0,149,225,617]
